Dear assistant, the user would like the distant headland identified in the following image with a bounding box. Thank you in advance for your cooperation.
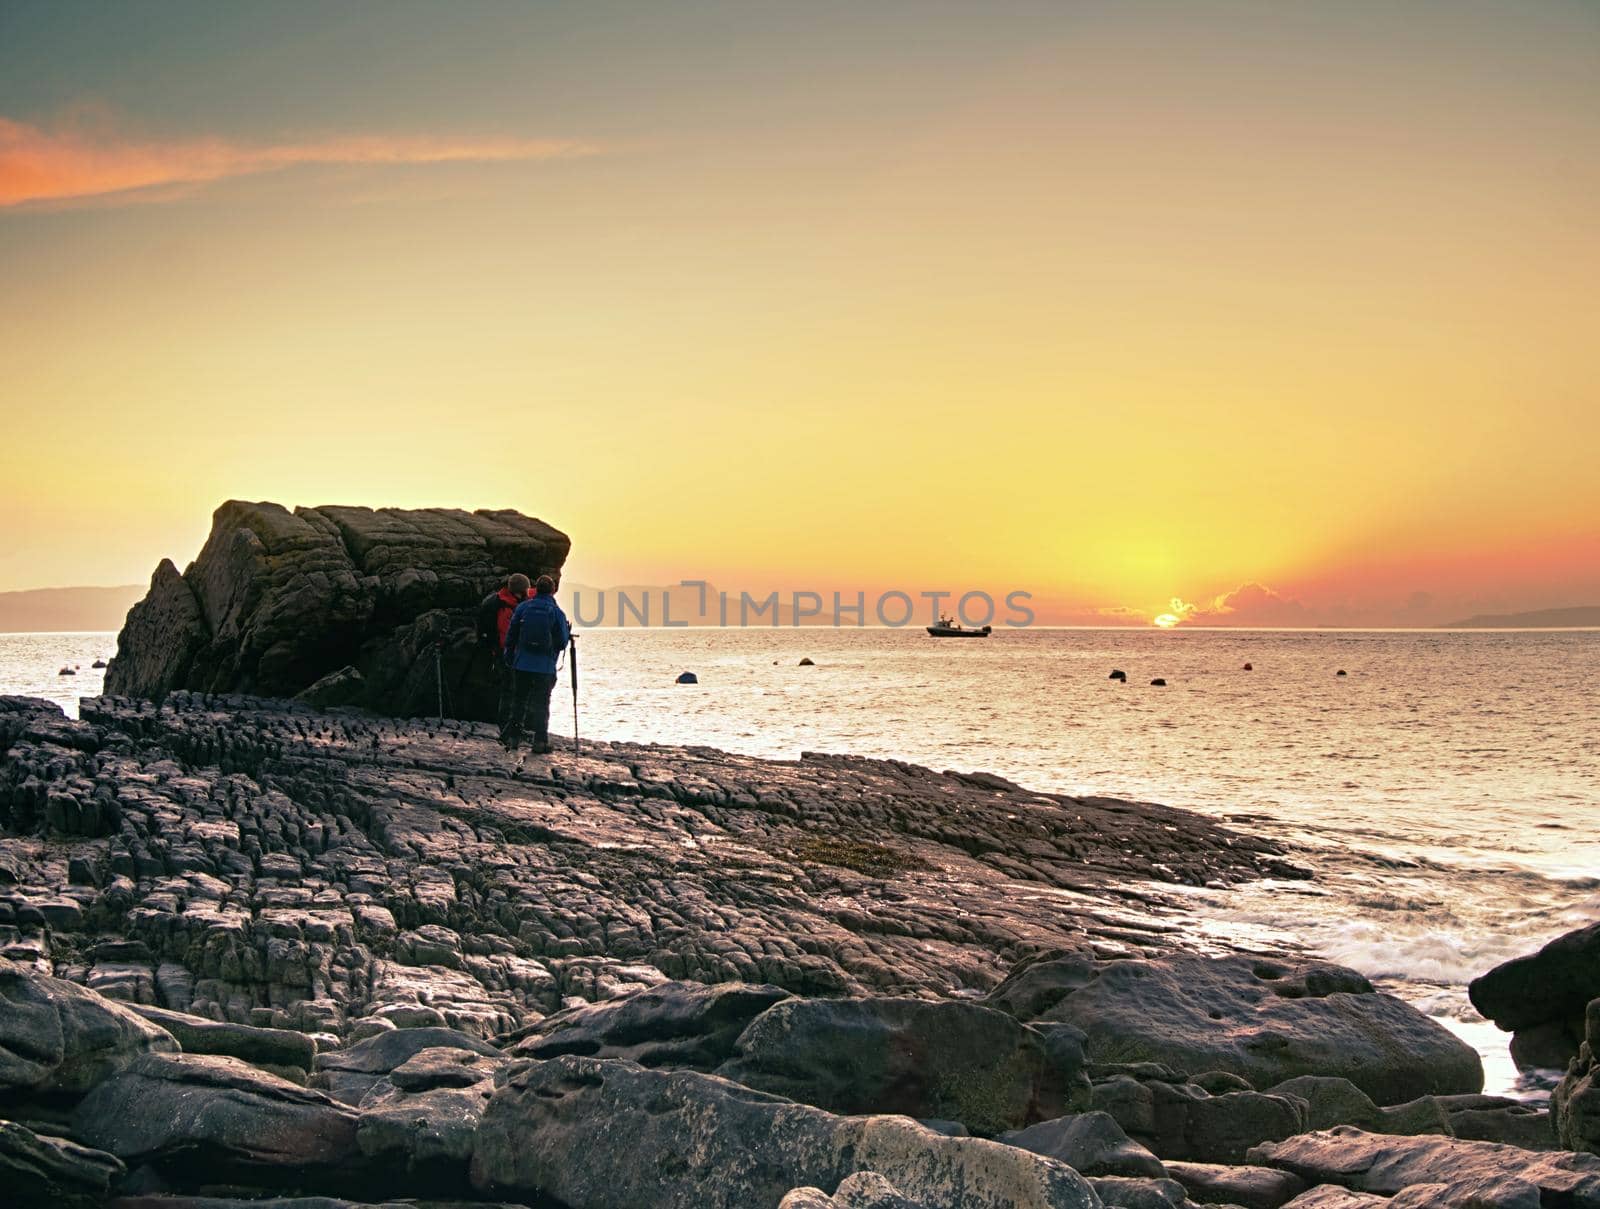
[0,585,143,633]
[1442,605,1600,629]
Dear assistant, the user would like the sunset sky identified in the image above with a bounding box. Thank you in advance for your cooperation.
[2,1,1597,626]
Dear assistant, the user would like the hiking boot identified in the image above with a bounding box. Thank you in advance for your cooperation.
[532,739,551,755]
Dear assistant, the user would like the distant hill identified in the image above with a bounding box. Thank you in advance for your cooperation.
[1444,605,1600,629]
[0,585,143,633]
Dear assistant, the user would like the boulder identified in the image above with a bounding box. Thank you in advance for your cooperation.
[1265,1076,1450,1136]
[507,979,792,1068]
[1085,1176,1189,1208]
[0,1118,124,1208]
[355,1047,506,1190]
[1435,1094,1554,1150]
[987,952,1482,1105]
[0,957,178,1101]
[72,1052,360,1188]
[781,1172,923,1208]
[719,995,1086,1135]
[1002,1111,1167,1177]
[1281,1191,1388,1209]
[311,1026,501,1105]
[131,1003,316,1071]
[106,501,569,720]
[1163,1161,1308,1209]
[1470,922,1600,1071]
[1248,1126,1600,1203]
[1092,1074,1306,1164]
[471,1054,1100,1209]
[1555,998,1600,1155]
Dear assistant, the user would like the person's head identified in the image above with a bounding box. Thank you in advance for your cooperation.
[508,573,531,598]
[535,574,557,597]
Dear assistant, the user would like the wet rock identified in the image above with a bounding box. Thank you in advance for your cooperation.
[1248,1126,1600,1202]
[131,1004,316,1071]
[72,1052,360,1188]
[1472,922,1600,1072]
[0,1118,124,1208]
[471,1054,1100,1209]
[1091,1073,1306,1164]
[107,501,569,720]
[1163,1160,1308,1209]
[1002,1111,1167,1177]
[0,957,178,1101]
[988,952,1481,1105]
[720,996,1086,1135]
[508,979,791,1067]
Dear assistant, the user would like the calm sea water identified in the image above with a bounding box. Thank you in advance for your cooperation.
[5,627,1597,1099]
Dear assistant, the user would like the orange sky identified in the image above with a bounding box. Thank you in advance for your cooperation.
[2,2,1597,626]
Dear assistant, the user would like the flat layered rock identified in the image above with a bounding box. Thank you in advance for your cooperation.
[0,692,1299,1051]
[72,1052,360,1187]
[1249,1127,1600,1203]
[0,1118,124,1209]
[130,1003,315,1071]
[0,957,178,1101]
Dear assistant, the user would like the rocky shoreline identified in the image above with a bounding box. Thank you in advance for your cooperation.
[4,691,1598,1208]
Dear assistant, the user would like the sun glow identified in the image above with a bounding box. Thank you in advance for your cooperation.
[1153,613,1182,629]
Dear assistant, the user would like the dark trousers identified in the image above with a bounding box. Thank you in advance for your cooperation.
[495,662,518,733]
[505,670,557,745]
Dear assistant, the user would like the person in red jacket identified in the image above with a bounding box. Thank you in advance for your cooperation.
[476,573,531,739]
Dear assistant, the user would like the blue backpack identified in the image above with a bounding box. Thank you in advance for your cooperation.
[517,600,563,657]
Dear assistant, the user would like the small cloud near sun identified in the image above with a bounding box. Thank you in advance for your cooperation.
[1152,597,1198,628]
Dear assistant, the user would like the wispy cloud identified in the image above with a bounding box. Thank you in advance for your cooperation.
[0,115,594,208]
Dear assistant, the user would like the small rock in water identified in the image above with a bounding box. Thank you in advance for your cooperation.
[1336,670,1347,677]
[1109,669,1127,682]
[1150,678,1167,687]
[798,658,815,667]
[676,671,699,685]
[1242,662,1253,671]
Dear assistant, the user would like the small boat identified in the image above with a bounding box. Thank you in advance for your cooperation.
[926,616,991,638]
[58,666,76,676]
[91,659,107,669]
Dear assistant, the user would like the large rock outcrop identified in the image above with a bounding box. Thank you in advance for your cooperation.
[1555,998,1600,1155]
[106,501,569,720]
[1470,921,1600,1071]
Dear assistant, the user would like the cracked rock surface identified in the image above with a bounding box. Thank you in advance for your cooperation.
[1,691,1300,1043]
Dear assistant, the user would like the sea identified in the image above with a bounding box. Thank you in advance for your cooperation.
[5,626,1598,1101]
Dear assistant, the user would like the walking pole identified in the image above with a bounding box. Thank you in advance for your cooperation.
[568,633,580,753]
[434,640,445,721]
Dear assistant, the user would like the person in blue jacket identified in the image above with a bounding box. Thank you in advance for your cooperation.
[502,574,571,753]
